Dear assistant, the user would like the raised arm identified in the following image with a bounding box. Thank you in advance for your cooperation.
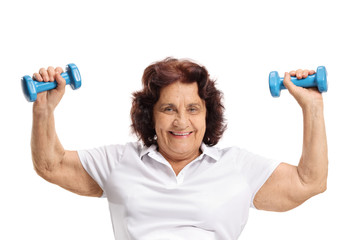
[254,69,328,211]
[31,66,102,197]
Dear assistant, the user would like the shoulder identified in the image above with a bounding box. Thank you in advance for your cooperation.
[105,142,147,158]
[202,144,250,167]
[122,142,148,158]
[205,144,248,160]
[78,142,145,162]
[207,145,276,169]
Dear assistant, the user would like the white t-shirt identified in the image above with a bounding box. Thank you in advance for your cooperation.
[78,142,280,240]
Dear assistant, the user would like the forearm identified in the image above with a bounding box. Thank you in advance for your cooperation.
[297,104,328,192]
[31,106,65,176]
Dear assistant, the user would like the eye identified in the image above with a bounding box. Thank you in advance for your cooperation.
[162,106,176,113]
[188,107,199,113]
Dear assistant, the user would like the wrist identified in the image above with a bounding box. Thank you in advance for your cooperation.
[300,97,324,114]
[32,102,55,118]
[302,103,323,116]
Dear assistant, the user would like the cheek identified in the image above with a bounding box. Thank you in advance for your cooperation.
[154,114,172,131]
[193,115,207,133]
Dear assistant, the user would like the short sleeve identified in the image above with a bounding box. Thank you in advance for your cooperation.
[77,144,125,198]
[236,149,280,208]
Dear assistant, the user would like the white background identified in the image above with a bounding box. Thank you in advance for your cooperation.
[1,0,359,239]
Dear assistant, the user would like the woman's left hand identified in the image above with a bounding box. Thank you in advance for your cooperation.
[283,69,324,111]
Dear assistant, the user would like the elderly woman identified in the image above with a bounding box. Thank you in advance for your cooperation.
[31,58,327,239]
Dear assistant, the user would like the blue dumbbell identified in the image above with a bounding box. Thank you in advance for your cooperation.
[21,63,82,102]
[269,66,327,97]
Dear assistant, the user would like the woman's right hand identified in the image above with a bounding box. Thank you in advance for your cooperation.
[32,66,66,112]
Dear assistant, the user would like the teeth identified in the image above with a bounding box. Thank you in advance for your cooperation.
[171,132,191,136]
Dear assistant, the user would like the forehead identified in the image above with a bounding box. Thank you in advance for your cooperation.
[158,81,202,103]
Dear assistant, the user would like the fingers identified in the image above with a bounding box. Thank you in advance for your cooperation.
[55,67,64,74]
[283,72,293,89]
[33,72,43,82]
[309,69,316,75]
[282,72,299,97]
[33,66,66,96]
[47,66,55,81]
[289,69,316,79]
[33,66,64,82]
[34,68,47,82]
[54,69,66,88]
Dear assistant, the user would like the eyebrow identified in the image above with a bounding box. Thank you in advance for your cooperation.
[159,103,202,108]
[187,103,202,108]
[159,103,175,108]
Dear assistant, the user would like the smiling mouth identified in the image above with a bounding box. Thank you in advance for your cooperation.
[169,131,193,136]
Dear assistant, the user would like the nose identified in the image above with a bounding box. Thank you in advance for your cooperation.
[173,111,189,129]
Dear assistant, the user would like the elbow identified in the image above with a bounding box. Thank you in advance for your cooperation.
[318,180,327,194]
[288,181,327,212]
[308,179,327,197]
[297,166,328,196]
[31,153,64,183]
[314,173,328,195]
[33,165,53,182]
[32,158,57,183]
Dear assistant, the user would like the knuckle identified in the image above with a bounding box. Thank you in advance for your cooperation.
[33,73,41,81]
[47,66,55,73]
[55,67,63,73]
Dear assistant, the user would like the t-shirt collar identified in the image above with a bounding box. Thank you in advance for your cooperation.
[140,142,220,162]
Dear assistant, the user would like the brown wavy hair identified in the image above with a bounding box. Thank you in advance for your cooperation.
[131,57,226,147]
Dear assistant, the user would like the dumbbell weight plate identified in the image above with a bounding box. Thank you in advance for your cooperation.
[21,75,37,102]
[316,66,328,93]
[269,71,281,97]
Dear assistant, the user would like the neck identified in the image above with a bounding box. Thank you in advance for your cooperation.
[158,148,201,176]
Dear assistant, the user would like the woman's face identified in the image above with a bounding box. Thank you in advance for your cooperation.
[153,81,206,161]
